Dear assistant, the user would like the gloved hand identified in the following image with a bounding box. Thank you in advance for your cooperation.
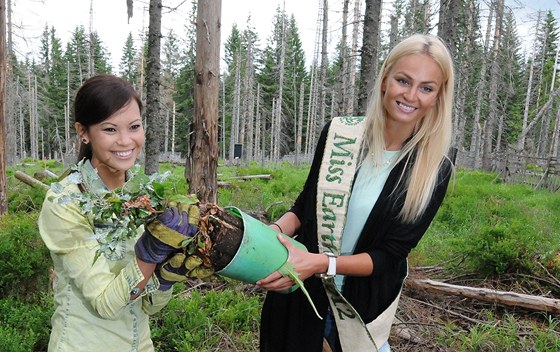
[156,252,215,290]
[135,204,199,264]
[156,252,189,291]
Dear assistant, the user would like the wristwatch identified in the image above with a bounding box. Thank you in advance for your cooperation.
[323,252,337,277]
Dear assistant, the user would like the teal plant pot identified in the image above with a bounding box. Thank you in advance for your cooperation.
[216,206,307,285]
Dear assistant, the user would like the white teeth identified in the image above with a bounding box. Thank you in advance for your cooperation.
[398,102,416,112]
[114,150,133,157]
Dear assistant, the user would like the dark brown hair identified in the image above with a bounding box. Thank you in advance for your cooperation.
[74,74,142,161]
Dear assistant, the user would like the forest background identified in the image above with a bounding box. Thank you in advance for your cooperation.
[2,0,560,172]
[1,0,560,350]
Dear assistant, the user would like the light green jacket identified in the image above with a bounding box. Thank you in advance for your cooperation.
[38,163,172,352]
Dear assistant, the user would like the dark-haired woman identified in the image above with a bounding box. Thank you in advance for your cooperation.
[39,74,195,351]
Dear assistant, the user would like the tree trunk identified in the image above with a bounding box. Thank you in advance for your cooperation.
[254,84,261,162]
[347,0,360,116]
[318,0,328,129]
[229,50,241,163]
[470,3,493,168]
[275,12,286,161]
[482,0,504,170]
[295,81,304,164]
[0,0,7,215]
[551,103,560,157]
[305,61,318,156]
[437,0,460,57]
[189,0,221,203]
[65,62,71,154]
[453,0,476,151]
[518,13,540,152]
[144,0,163,175]
[516,88,560,149]
[357,0,382,115]
[336,0,349,117]
[270,98,276,161]
[221,78,226,161]
[244,37,255,161]
[171,101,176,154]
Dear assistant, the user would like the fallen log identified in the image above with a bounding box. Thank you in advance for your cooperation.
[34,169,58,180]
[14,171,50,190]
[225,174,273,180]
[406,277,560,314]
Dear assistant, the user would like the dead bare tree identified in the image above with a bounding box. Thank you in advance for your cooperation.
[346,0,360,116]
[273,9,286,161]
[144,0,163,174]
[482,0,504,170]
[0,0,7,215]
[318,0,328,129]
[357,0,382,115]
[518,12,541,153]
[243,35,255,161]
[336,0,349,117]
[229,49,241,163]
[515,88,560,151]
[188,0,221,203]
[452,0,477,152]
[295,81,304,164]
[470,3,494,168]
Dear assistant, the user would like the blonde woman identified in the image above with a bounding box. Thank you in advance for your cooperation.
[258,34,455,352]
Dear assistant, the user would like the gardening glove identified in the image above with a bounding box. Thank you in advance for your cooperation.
[157,252,215,290]
[135,204,199,264]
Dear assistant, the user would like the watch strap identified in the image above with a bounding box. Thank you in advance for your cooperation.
[325,252,337,276]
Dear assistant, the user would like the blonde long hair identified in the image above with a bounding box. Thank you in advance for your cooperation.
[363,34,455,223]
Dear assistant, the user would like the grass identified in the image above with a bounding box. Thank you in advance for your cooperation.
[2,160,560,350]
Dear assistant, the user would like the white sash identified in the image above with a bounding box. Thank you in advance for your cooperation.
[316,116,404,351]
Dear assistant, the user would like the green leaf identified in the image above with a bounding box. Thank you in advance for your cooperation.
[152,182,166,198]
[277,261,322,320]
[180,237,195,248]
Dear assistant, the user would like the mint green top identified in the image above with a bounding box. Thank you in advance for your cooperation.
[38,160,172,351]
[335,150,400,290]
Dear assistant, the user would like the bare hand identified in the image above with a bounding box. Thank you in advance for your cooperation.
[256,234,324,292]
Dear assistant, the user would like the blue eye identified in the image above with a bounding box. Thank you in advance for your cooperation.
[397,78,409,86]
[420,86,434,93]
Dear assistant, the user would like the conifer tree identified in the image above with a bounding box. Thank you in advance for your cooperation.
[119,33,139,84]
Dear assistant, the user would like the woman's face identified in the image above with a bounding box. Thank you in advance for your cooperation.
[381,53,443,131]
[76,100,144,188]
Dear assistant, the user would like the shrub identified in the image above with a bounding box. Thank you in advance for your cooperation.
[7,184,47,213]
[0,295,53,351]
[151,286,262,351]
[0,212,51,298]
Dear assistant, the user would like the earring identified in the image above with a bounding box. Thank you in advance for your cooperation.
[82,138,89,144]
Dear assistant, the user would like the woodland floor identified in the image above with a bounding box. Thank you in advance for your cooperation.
[182,267,557,351]
[390,267,559,351]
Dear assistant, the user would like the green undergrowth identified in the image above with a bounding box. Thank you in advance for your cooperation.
[413,169,560,279]
[151,283,262,351]
[2,161,560,350]
[437,311,560,351]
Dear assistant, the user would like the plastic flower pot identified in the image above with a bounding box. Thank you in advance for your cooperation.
[216,206,307,285]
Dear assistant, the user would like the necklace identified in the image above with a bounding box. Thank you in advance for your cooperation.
[383,155,397,166]
[371,151,399,167]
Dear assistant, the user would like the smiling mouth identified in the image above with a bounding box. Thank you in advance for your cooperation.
[397,101,416,112]
[113,150,134,158]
